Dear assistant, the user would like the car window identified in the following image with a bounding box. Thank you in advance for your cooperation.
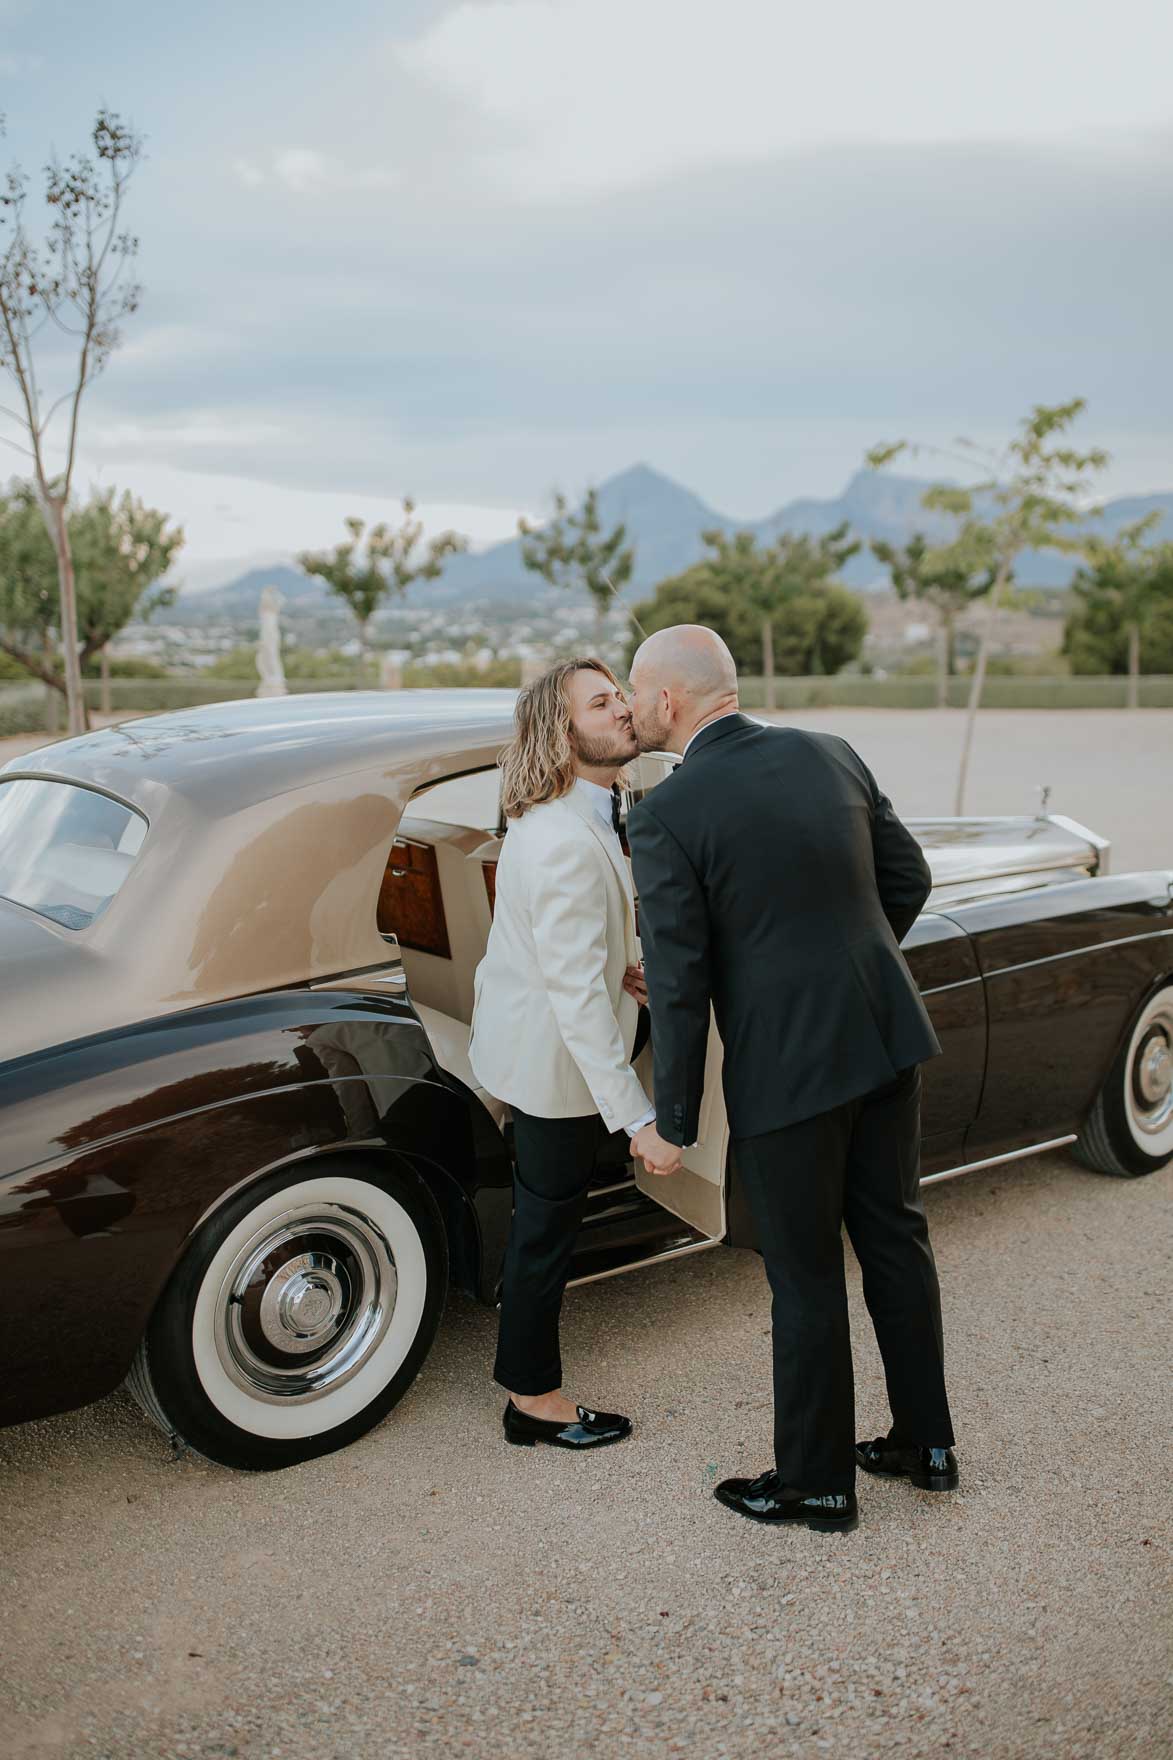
[0,778,147,931]
[410,767,501,832]
[622,752,678,814]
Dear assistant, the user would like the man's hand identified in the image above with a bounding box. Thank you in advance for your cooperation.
[622,963,648,1006]
[630,1124,683,1177]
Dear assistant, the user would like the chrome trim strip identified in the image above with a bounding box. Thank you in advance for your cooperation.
[587,1178,639,1198]
[983,927,1173,981]
[310,963,407,992]
[920,977,982,996]
[567,1235,720,1287]
[919,1134,1077,1186]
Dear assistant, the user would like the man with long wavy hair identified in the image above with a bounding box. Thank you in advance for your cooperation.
[468,657,652,1449]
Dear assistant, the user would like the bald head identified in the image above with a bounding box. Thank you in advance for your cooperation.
[629,624,740,755]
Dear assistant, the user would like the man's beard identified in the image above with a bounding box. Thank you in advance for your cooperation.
[632,705,671,753]
[572,722,639,766]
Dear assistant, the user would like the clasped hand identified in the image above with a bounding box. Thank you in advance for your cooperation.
[630,1123,682,1177]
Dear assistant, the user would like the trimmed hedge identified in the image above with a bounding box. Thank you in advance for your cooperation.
[0,685,49,738]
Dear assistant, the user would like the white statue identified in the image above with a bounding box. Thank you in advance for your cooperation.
[255,585,287,698]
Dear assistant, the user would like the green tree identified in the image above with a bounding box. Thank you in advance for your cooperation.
[298,501,467,680]
[1062,517,1173,706]
[0,482,181,702]
[1,111,145,734]
[628,528,866,691]
[871,531,996,707]
[518,487,635,646]
[744,523,860,708]
[869,399,1108,811]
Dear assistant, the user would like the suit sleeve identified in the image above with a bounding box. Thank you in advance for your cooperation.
[526,832,650,1133]
[626,803,711,1148]
[839,742,932,943]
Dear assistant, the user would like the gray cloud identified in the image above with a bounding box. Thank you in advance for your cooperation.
[4,1,1169,520]
[83,132,1168,509]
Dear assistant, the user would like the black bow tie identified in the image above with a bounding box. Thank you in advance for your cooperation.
[610,787,622,834]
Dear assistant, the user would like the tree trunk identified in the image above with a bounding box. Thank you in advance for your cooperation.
[943,610,957,678]
[936,615,949,709]
[43,630,61,735]
[99,648,111,715]
[1127,621,1140,711]
[357,618,369,687]
[954,566,1009,814]
[761,617,776,714]
[45,499,88,736]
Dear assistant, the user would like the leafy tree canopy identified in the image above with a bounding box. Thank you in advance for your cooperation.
[1063,521,1173,675]
[0,481,182,690]
[519,487,634,630]
[628,526,866,675]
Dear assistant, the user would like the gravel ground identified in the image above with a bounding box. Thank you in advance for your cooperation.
[1,1150,1170,1760]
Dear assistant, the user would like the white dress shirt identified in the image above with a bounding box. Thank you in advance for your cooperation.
[572,778,656,1138]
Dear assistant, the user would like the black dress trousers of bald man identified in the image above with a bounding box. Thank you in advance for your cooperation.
[626,714,955,1507]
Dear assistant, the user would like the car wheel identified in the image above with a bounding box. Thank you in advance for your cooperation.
[126,1159,447,1470]
[1076,981,1173,1178]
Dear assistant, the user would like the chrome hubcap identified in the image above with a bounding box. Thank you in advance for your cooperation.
[1129,1004,1173,1139]
[214,1204,398,1404]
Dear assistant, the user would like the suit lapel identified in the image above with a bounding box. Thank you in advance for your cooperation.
[560,789,638,950]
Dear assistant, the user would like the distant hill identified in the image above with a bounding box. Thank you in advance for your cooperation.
[163,464,1173,616]
[162,562,330,620]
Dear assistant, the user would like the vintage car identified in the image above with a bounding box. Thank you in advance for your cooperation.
[1,692,1170,1471]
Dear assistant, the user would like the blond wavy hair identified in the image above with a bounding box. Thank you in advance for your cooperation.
[499,657,624,820]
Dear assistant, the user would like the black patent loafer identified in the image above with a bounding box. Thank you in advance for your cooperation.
[714,1469,858,1533]
[855,1434,959,1490]
[502,1399,632,1450]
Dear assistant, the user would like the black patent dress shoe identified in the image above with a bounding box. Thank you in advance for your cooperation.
[855,1434,959,1490]
[713,1469,859,1533]
[502,1399,633,1450]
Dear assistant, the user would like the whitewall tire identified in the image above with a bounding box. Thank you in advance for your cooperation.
[1077,982,1173,1178]
[126,1159,447,1469]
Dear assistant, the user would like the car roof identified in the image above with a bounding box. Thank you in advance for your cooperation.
[2,690,519,818]
[0,691,518,1066]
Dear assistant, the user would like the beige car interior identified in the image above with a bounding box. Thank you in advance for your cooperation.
[376,758,728,1243]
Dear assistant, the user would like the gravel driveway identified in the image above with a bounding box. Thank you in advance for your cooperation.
[1,1149,1170,1760]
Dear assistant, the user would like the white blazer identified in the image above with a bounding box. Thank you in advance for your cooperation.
[468,785,651,1129]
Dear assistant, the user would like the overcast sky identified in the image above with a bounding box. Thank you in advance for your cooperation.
[1,0,1170,568]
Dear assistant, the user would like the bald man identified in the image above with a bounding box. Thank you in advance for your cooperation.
[625,625,957,1535]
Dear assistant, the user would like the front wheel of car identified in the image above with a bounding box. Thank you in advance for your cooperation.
[126,1159,447,1470]
[1076,981,1173,1178]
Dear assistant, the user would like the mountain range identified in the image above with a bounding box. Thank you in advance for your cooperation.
[166,464,1173,617]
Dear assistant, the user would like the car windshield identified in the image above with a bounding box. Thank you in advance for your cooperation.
[0,778,147,931]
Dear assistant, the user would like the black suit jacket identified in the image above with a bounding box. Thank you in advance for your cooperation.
[626,715,940,1146]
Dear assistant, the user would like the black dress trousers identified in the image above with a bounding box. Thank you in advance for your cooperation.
[492,1107,607,1396]
[493,1010,649,1395]
[732,1064,954,1492]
